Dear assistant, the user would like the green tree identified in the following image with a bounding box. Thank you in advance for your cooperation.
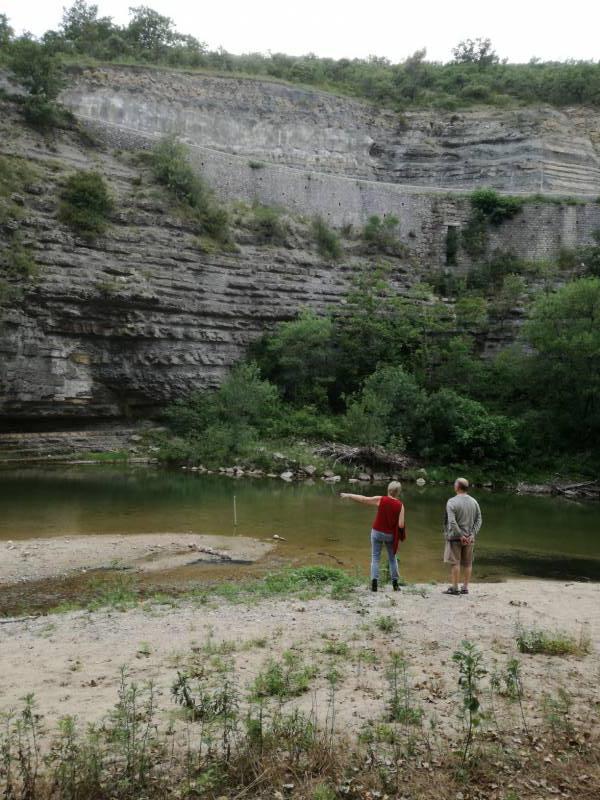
[126,6,175,61]
[417,388,517,466]
[522,277,600,449]
[60,0,121,58]
[343,365,426,448]
[452,38,499,67]
[251,311,335,407]
[0,14,13,49]
[7,37,64,99]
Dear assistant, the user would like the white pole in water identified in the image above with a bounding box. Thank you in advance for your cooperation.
[233,495,238,527]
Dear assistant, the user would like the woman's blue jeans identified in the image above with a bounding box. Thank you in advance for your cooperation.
[370,529,399,581]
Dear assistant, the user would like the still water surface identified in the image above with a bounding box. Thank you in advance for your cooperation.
[1,466,600,582]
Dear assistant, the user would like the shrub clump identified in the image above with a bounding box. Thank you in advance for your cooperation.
[59,170,113,239]
[470,188,524,225]
[249,205,288,245]
[313,216,342,260]
[363,214,406,256]
[149,136,231,244]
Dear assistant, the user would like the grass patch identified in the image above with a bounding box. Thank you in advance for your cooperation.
[208,565,361,604]
[516,626,591,656]
[375,615,397,633]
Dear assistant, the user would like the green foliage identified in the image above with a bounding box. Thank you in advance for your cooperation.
[363,214,406,256]
[248,204,288,245]
[313,216,342,260]
[452,38,499,67]
[251,311,335,407]
[251,652,317,699]
[452,640,487,763]
[7,37,64,99]
[470,189,524,225]
[6,37,67,130]
[375,615,396,633]
[462,191,524,259]
[386,654,424,725]
[149,136,230,243]
[161,363,282,465]
[6,5,600,110]
[2,237,38,281]
[59,170,113,238]
[343,365,425,449]
[576,229,600,277]
[417,388,517,466]
[516,627,591,656]
[521,278,600,450]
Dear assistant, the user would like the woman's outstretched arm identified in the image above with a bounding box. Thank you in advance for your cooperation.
[340,493,382,506]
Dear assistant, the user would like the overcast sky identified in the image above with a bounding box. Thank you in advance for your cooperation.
[2,0,599,63]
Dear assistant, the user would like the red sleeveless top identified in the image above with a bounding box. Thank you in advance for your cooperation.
[372,496,405,554]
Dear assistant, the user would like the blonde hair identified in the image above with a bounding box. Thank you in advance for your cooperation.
[387,480,402,498]
[455,477,469,491]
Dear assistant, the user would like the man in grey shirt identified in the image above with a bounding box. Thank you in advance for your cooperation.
[443,477,482,596]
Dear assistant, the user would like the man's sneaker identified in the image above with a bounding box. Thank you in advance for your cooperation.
[371,579,378,592]
[460,586,469,594]
[392,579,400,592]
[443,586,461,596]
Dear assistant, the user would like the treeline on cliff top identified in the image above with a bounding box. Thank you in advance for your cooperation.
[1,2,600,109]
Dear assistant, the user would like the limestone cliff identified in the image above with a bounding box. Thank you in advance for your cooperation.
[63,66,600,195]
[1,66,600,428]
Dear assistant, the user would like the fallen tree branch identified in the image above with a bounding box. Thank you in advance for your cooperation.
[313,442,414,471]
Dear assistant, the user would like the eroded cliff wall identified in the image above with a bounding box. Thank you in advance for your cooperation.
[62,66,600,195]
[1,68,600,426]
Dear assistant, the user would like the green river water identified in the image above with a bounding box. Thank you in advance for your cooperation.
[1,466,599,583]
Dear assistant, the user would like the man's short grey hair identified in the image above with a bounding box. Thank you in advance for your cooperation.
[388,480,402,497]
[455,477,469,491]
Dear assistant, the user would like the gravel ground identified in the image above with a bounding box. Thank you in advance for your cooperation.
[1,578,598,739]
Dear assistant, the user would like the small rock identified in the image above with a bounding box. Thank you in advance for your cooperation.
[358,473,371,482]
[322,470,335,478]
[280,470,294,481]
[302,465,317,476]
[416,477,426,486]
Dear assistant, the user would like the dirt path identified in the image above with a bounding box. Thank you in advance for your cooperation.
[1,580,598,739]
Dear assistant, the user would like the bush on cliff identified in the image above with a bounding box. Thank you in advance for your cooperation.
[363,215,406,256]
[59,170,113,239]
[6,37,70,131]
[312,217,342,260]
[149,136,231,244]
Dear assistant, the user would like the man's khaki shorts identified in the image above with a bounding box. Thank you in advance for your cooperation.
[444,540,474,567]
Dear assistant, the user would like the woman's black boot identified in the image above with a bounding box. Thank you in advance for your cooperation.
[371,579,378,592]
[392,579,400,592]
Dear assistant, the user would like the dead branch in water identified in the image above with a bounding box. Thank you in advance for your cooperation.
[314,442,413,471]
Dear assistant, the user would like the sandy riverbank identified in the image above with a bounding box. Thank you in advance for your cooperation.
[1,578,598,739]
[0,533,273,585]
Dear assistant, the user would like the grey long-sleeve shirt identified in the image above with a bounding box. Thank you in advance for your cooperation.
[444,494,482,541]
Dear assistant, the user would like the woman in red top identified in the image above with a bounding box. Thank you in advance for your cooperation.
[340,481,405,592]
